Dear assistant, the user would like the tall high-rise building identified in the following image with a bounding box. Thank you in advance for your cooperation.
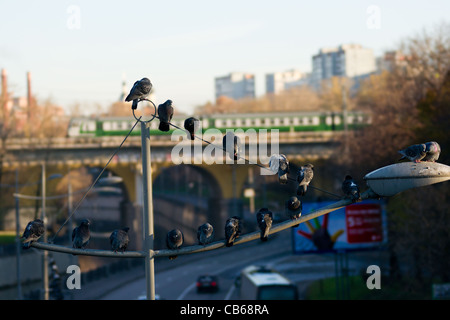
[215,72,255,101]
[266,69,310,94]
[311,44,376,88]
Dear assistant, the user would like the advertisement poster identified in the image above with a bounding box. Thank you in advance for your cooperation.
[292,199,387,254]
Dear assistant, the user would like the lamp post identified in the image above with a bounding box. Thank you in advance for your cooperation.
[140,120,155,300]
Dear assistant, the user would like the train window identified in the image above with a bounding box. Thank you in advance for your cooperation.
[264,118,271,126]
[245,119,252,126]
[312,117,320,125]
[347,116,354,124]
[215,119,223,128]
[334,115,341,125]
[226,119,233,127]
[283,118,290,125]
[235,119,242,127]
[273,118,280,126]
[103,122,111,131]
[254,118,261,126]
[81,121,96,132]
[325,116,333,126]
[293,118,299,125]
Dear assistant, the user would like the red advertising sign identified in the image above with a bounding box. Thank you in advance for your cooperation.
[345,203,383,243]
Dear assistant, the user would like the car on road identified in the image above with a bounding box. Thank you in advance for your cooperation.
[196,275,219,293]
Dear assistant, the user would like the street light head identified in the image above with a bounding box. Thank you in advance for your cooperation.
[364,162,450,197]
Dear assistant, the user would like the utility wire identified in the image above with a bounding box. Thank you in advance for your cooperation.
[50,116,142,243]
[159,115,342,199]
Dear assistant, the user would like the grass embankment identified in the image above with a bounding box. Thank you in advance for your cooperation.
[305,275,432,300]
[0,231,17,245]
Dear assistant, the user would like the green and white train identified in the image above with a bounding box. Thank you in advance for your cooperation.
[67,111,371,137]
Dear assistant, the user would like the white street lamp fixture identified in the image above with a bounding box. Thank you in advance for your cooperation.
[364,162,450,197]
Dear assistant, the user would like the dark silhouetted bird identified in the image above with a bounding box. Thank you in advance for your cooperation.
[184,117,200,141]
[225,216,242,247]
[286,196,302,222]
[21,219,45,249]
[124,78,152,110]
[269,154,290,184]
[256,208,273,242]
[297,163,314,196]
[222,131,241,161]
[197,222,214,245]
[72,219,91,250]
[157,99,174,132]
[110,227,130,253]
[423,141,441,162]
[166,229,183,260]
[398,143,427,163]
[341,175,361,203]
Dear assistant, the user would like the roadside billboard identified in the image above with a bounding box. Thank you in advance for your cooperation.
[292,199,387,254]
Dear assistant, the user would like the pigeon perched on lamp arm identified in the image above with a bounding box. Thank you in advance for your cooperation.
[21,219,45,249]
[124,77,152,110]
[197,222,215,246]
[286,196,302,221]
[256,208,273,242]
[341,175,361,203]
[110,227,130,253]
[166,229,183,260]
[224,216,242,247]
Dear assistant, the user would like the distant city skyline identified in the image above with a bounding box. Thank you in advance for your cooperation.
[0,1,448,115]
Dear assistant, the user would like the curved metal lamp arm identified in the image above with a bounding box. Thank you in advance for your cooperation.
[30,189,378,258]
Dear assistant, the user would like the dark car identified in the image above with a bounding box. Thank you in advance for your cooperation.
[196,275,219,293]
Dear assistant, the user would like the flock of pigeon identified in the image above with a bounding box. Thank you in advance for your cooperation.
[19,77,442,259]
[20,218,130,253]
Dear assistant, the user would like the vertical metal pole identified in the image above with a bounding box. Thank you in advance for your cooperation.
[67,169,74,300]
[15,168,22,300]
[141,122,155,300]
[41,163,49,300]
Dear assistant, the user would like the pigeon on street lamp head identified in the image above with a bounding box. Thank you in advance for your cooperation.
[398,143,427,163]
[110,227,130,253]
[341,175,361,203]
[21,219,45,249]
[286,196,302,221]
[256,208,273,242]
[222,131,241,161]
[423,141,441,162]
[157,99,174,132]
[225,216,242,247]
[166,229,183,260]
[72,219,91,250]
[297,163,314,196]
[197,222,214,245]
[125,78,152,110]
[269,154,290,184]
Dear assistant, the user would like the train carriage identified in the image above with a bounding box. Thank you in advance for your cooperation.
[67,111,371,138]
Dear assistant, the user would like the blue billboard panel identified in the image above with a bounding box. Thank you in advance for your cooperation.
[292,199,387,254]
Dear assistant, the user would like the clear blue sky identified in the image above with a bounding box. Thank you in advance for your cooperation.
[0,0,448,115]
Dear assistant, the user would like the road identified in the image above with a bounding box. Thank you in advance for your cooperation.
[100,229,389,300]
[102,231,293,300]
